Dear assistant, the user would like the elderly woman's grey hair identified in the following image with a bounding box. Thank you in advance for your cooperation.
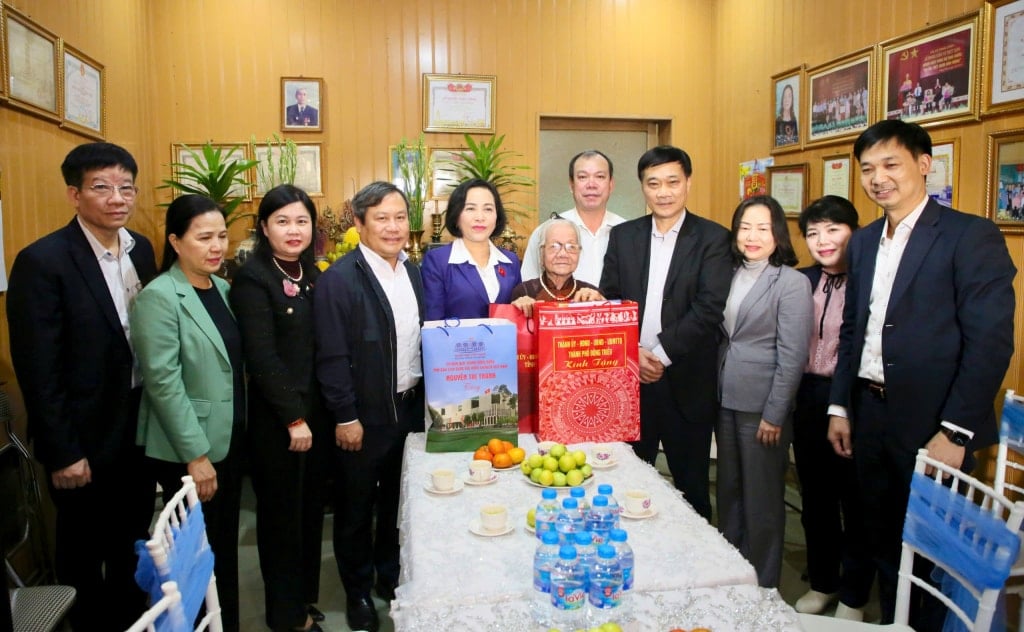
[537,218,583,272]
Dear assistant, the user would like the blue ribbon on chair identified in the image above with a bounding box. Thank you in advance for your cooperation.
[903,472,1019,632]
[134,502,216,632]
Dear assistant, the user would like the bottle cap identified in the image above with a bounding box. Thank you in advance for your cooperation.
[559,545,577,560]
[562,498,578,509]
[542,531,559,545]
[570,487,585,498]
[610,528,628,542]
[574,531,593,545]
[598,544,616,558]
[542,488,557,499]
[598,484,614,495]
[592,495,608,507]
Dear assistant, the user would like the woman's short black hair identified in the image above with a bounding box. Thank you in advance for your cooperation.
[161,194,220,272]
[798,195,860,235]
[254,184,318,267]
[728,195,798,267]
[444,179,506,238]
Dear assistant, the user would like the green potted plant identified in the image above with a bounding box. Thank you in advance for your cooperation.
[160,142,258,228]
[394,135,428,262]
[253,133,298,194]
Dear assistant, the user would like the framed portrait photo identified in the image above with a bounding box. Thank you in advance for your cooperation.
[427,148,466,199]
[982,0,1024,116]
[880,13,981,127]
[3,4,59,121]
[60,42,104,140]
[986,128,1024,233]
[927,138,959,209]
[771,66,804,153]
[281,77,323,132]
[821,154,853,200]
[767,163,809,217]
[422,73,495,134]
[806,48,873,147]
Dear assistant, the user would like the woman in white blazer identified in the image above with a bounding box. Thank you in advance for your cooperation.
[716,195,813,588]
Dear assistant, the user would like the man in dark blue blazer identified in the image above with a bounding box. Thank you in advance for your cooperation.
[285,87,319,127]
[600,145,733,522]
[7,143,158,630]
[827,121,1016,626]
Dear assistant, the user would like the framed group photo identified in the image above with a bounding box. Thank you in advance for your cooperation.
[806,47,873,147]
[771,67,803,153]
[987,128,1024,233]
[880,13,980,127]
[982,0,1024,115]
[767,163,809,216]
[61,42,104,139]
[281,77,323,132]
[422,73,495,134]
[3,4,59,121]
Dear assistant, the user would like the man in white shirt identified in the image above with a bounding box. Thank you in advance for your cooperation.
[827,120,1016,626]
[521,150,625,286]
[315,181,424,632]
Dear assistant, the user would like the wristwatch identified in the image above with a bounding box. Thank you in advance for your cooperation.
[941,427,970,447]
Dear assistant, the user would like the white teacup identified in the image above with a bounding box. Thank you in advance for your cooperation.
[468,459,493,482]
[479,504,508,532]
[625,489,652,515]
[431,468,455,491]
[537,440,557,456]
[593,443,614,463]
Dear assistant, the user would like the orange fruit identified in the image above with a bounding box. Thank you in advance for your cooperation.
[487,438,506,454]
[473,447,493,462]
[493,453,513,469]
[508,447,526,464]
[501,440,514,453]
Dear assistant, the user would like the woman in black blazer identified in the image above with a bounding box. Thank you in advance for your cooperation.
[229,185,326,632]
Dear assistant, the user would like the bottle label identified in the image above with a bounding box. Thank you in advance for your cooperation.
[622,566,633,591]
[551,582,586,611]
[533,567,551,592]
[589,579,623,609]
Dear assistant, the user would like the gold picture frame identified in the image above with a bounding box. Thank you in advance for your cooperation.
[879,12,981,128]
[60,42,104,140]
[422,73,496,134]
[806,47,874,148]
[771,66,804,154]
[767,163,809,217]
[927,137,960,209]
[821,153,853,200]
[169,142,253,202]
[252,142,323,198]
[2,4,59,121]
[986,128,1024,233]
[281,76,323,132]
[982,0,1024,116]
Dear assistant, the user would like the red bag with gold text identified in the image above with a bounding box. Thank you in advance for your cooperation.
[535,301,640,443]
[489,303,537,434]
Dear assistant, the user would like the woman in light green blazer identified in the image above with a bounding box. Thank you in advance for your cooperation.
[131,194,244,632]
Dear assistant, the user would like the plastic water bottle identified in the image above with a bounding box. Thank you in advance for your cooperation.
[555,498,584,545]
[532,530,561,624]
[588,544,624,616]
[597,484,621,525]
[570,486,590,513]
[574,531,597,589]
[535,488,559,540]
[550,545,587,629]
[609,528,635,592]
[587,495,615,545]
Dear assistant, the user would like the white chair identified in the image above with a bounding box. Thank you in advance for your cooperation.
[800,448,1024,632]
[125,581,186,632]
[994,389,1024,629]
[134,476,222,632]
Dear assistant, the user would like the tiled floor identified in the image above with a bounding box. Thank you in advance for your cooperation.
[231,454,878,631]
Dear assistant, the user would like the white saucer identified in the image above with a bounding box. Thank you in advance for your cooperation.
[469,518,514,537]
[493,464,519,473]
[590,459,618,470]
[464,473,499,486]
[524,523,536,534]
[423,479,464,495]
[620,506,658,520]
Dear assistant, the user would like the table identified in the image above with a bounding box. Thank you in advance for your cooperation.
[391,433,802,631]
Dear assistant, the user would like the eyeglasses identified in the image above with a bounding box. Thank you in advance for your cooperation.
[544,242,581,254]
[86,184,138,200]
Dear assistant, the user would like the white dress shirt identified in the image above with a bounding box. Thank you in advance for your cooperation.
[359,243,422,393]
[447,237,512,302]
[640,213,686,367]
[520,208,627,286]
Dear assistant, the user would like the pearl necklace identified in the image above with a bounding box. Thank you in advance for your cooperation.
[272,256,303,283]
[538,274,576,301]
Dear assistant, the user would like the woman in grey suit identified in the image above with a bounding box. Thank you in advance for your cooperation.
[716,195,813,588]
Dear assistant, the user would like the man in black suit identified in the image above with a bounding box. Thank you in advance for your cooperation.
[828,120,1016,626]
[600,145,733,521]
[7,143,158,630]
[286,87,319,127]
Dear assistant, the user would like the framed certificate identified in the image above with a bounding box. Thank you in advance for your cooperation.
[3,5,59,121]
[61,42,104,139]
[767,163,809,217]
[982,0,1024,115]
[423,73,495,134]
[821,154,853,200]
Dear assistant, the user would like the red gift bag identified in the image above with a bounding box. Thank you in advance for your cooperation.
[536,301,641,443]
[489,304,537,434]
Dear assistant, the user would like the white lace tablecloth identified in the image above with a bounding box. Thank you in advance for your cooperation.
[391,433,789,630]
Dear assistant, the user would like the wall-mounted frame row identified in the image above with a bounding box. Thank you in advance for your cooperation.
[1,3,105,139]
[169,142,324,200]
[771,1,1024,154]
